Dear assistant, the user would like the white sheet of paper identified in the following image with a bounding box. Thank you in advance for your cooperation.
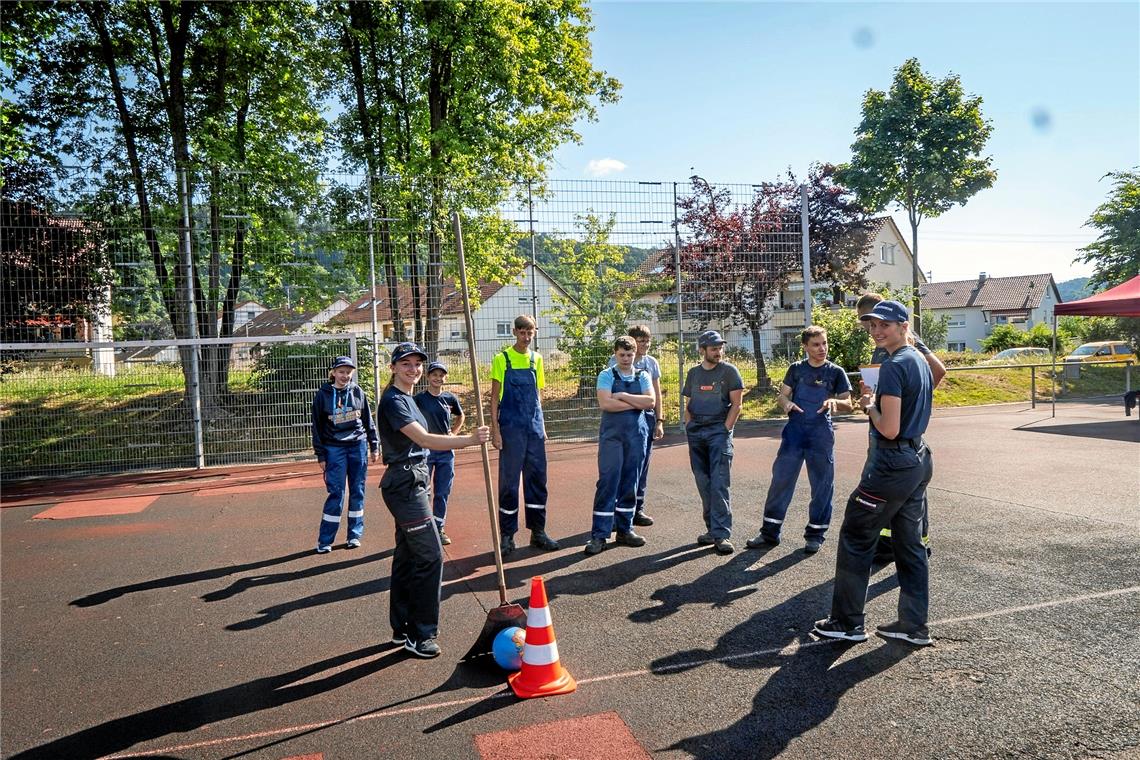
[859,365,880,391]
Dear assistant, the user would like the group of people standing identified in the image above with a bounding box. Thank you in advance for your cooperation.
[309,297,940,658]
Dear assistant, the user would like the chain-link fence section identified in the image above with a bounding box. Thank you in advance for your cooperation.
[0,335,356,478]
[2,168,817,479]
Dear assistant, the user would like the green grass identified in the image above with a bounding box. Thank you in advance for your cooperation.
[2,358,1133,477]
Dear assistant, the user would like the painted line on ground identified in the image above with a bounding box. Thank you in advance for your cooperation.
[97,584,1140,759]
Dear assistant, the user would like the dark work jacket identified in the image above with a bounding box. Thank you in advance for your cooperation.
[311,382,379,461]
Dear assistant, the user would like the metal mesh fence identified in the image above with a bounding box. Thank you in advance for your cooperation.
[0,335,356,478]
[1,168,813,479]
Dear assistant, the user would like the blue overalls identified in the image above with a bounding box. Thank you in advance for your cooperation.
[590,368,649,540]
[760,367,836,544]
[497,350,548,537]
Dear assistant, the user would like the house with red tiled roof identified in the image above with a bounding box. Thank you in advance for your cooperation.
[327,262,575,361]
[919,272,1061,352]
[241,299,351,338]
[630,215,921,357]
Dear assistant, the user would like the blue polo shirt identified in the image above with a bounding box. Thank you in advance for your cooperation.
[414,390,463,436]
[872,345,933,441]
[378,384,429,464]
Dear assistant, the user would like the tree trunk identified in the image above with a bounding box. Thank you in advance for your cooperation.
[424,221,442,357]
[750,323,772,392]
[910,214,922,335]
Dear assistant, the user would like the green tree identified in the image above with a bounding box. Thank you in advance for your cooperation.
[810,304,871,371]
[549,214,649,389]
[918,310,949,350]
[327,0,620,355]
[837,58,997,333]
[8,1,330,409]
[979,324,1024,353]
[1075,169,1140,289]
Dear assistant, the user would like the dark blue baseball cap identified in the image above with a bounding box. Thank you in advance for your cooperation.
[390,342,428,363]
[426,361,448,375]
[858,300,909,323]
[698,330,727,348]
[330,355,356,371]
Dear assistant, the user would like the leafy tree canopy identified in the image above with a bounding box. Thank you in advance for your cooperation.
[837,58,997,329]
[1075,169,1140,289]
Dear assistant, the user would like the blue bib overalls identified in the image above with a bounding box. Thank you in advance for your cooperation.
[497,350,548,536]
[761,368,837,543]
[590,368,650,540]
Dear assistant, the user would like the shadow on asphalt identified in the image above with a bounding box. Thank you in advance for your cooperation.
[651,574,909,759]
[6,643,410,760]
[440,531,594,602]
[1015,420,1140,442]
[201,549,393,602]
[542,543,711,604]
[226,574,391,631]
[70,548,391,608]
[629,548,811,623]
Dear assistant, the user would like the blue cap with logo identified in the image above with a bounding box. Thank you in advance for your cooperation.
[697,330,727,348]
[858,300,909,323]
[390,342,429,363]
[330,355,356,371]
[427,361,448,375]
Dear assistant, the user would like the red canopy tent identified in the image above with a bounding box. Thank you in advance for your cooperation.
[1051,274,1140,416]
[1053,275,1140,317]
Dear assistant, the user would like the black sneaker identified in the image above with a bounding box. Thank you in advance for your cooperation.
[500,534,515,556]
[714,538,735,555]
[583,537,606,555]
[812,618,868,642]
[875,621,932,646]
[696,532,716,546]
[615,530,646,547]
[404,637,441,658]
[438,529,452,546]
[530,530,560,551]
[391,632,407,645]
[746,533,780,549]
[633,513,655,527]
[804,539,823,554]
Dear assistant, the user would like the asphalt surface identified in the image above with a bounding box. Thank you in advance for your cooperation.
[2,400,1138,760]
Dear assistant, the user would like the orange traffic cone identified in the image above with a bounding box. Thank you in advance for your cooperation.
[508,576,577,698]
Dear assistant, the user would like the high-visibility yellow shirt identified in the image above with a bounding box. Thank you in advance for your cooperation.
[489,347,545,401]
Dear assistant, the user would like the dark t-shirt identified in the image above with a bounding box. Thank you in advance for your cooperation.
[871,336,931,365]
[782,359,852,422]
[378,384,429,464]
[782,359,852,398]
[682,361,744,426]
[414,390,463,436]
[872,345,933,441]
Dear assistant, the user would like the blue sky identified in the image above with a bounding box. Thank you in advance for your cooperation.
[551,1,1140,284]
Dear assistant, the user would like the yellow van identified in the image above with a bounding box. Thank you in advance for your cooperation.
[1062,341,1138,364]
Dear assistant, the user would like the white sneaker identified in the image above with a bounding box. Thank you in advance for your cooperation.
[346,538,361,549]
[315,545,332,554]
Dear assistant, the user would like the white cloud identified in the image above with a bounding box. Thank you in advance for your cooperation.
[585,158,627,177]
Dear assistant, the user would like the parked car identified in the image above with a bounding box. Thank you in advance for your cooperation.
[1062,341,1138,364]
[983,347,1051,364]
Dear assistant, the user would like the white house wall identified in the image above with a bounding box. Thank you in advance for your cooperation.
[864,222,920,291]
